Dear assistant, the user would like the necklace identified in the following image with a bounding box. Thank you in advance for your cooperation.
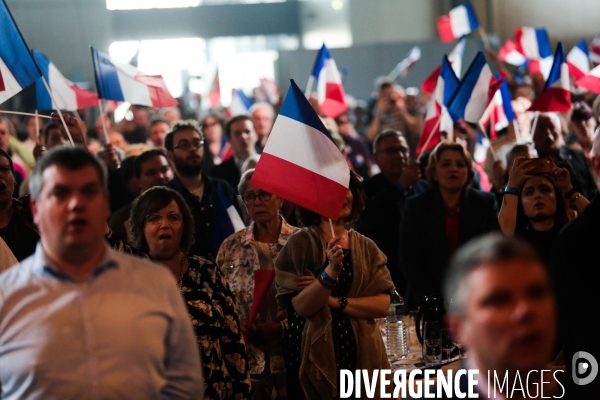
[178,253,186,288]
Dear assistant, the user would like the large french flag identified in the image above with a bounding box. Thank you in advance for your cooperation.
[417,56,459,156]
[91,47,178,108]
[498,40,528,67]
[448,52,503,124]
[567,39,590,79]
[480,77,516,138]
[575,64,600,95]
[33,50,98,111]
[514,27,551,60]
[0,0,41,105]
[529,43,571,112]
[311,44,348,118]
[250,79,350,221]
[422,38,465,94]
[437,2,480,43]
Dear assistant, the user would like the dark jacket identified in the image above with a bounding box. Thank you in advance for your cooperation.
[558,146,597,200]
[399,188,499,310]
[167,174,242,260]
[210,157,241,194]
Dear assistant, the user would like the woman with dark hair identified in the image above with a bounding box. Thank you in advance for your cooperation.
[275,171,394,400]
[399,141,499,310]
[107,186,250,400]
[498,157,590,264]
[201,113,230,174]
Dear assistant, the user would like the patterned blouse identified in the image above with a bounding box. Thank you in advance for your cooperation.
[106,231,251,400]
[215,217,299,375]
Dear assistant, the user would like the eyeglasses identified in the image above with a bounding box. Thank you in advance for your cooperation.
[172,139,204,150]
[0,166,12,175]
[241,191,272,204]
[145,212,183,225]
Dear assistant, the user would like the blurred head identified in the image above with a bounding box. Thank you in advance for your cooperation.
[426,141,474,192]
[506,144,536,171]
[148,117,171,148]
[43,123,68,149]
[0,119,12,152]
[0,149,15,208]
[129,186,194,258]
[134,149,173,192]
[372,130,410,181]
[296,171,365,227]
[200,114,224,144]
[238,169,283,226]
[444,234,556,374]
[161,107,181,125]
[109,132,128,150]
[165,120,205,177]
[225,115,257,160]
[517,175,567,231]
[334,112,353,137]
[250,103,275,138]
[570,102,597,150]
[532,113,564,157]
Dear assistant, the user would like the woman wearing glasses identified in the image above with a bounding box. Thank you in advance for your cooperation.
[216,169,299,399]
[106,186,250,400]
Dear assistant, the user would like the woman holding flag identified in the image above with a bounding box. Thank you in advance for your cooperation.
[275,171,394,400]
[106,186,251,400]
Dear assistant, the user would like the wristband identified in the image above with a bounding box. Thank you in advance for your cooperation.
[504,186,520,196]
[564,188,578,200]
[318,271,336,289]
[321,270,338,285]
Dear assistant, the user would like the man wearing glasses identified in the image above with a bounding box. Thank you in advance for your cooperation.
[165,120,242,260]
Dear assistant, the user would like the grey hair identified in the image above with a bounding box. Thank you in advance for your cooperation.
[250,102,275,119]
[443,233,542,317]
[237,168,255,195]
[372,129,405,154]
[29,145,107,200]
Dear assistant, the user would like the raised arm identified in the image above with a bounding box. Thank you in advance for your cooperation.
[498,157,536,236]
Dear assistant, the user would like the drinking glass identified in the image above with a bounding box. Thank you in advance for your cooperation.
[441,329,456,361]
[422,321,442,366]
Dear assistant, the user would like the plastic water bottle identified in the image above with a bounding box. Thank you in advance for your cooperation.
[385,288,408,361]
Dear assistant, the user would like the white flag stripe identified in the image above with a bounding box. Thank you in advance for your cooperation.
[317,58,342,104]
[227,205,245,232]
[0,57,23,104]
[464,66,493,122]
[263,114,349,187]
[115,68,153,106]
[450,6,470,38]
[48,62,77,110]
[521,28,541,59]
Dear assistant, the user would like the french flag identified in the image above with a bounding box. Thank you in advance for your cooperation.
[567,39,590,79]
[529,43,571,112]
[514,27,551,60]
[574,64,600,95]
[480,77,516,138]
[417,56,459,156]
[437,2,480,43]
[422,38,465,94]
[448,52,504,123]
[207,70,220,109]
[528,56,554,80]
[33,50,98,111]
[212,189,245,255]
[311,44,348,118]
[250,79,350,221]
[229,89,253,116]
[0,1,41,105]
[498,40,528,67]
[91,47,178,108]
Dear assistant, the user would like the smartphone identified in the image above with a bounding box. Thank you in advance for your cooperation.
[529,158,552,175]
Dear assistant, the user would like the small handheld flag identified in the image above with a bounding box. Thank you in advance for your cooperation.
[250,79,350,221]
[514,27,551,60]
[575,64,600,95]
[528,43,571,112]
[567,39,590,79]
[422,38,465,94]
[437,2,480,43]
[310,44,348,118]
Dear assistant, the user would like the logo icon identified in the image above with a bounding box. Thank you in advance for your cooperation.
[572,351,598,385]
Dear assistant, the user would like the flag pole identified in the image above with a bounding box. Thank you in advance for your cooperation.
[97,99,110,144]
[0,111,52,120]
[304,75,314,98]
[416,117,442,161]
[478,121,499,161]
[40,76,74,145]
[530,112,540,143]
[512,119,522,143]
[328,218,335,238]
[478,27,492,51]
[387,66,401,82]
[34,109,40,141]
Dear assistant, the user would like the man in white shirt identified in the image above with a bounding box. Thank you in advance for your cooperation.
[0,146,203,399]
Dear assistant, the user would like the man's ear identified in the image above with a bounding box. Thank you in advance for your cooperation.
[30,197,39,226]
[166,150,174,163]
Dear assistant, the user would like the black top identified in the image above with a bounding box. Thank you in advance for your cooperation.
[515,224,562,266]
[0,201,39,262]
[210,157,242,195]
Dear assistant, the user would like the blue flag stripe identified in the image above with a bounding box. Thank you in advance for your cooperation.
[32,50,53,110]
[0,1,41,88]
[536,29,552,59]
[447,52,487,118]
[311,44,330,78]
[544,43,565,91]
[464,2,480,30]
[91,47,125,102]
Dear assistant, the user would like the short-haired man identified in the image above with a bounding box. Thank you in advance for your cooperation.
[550,132,600,398]
[0,146,203,398]
[147,117,171,148]
[165,120,242,259]
[211,115,258,193]
[357,130,427,294]
[250,102,275,153]
[109,148,174,243]
[439,233,560,398]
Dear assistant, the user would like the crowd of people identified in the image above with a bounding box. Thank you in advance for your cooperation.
[1,66,599,399]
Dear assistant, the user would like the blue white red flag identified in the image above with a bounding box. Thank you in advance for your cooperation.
[515,27,551,60]
[575,64,600,94]
[91,47,178,108]
[448,52,503,123]
[422,38,465,94]
[207,70,220,109]
[529,43,571,112]
[567,39,590,79]
[212,189,245,255]
[417,56,459,156]
[33,50,98,111]
[480,76,516,138]
[250,79,350,221]
[436,2,480,43]
[0,0,41,105]
[498,40,528,67]
[311,44,348,118]
[229,89,253,116]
